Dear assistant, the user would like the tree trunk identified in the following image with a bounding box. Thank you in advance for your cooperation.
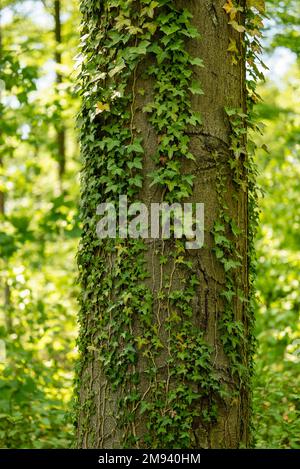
[75,0,253,449]
[54,0,66,185]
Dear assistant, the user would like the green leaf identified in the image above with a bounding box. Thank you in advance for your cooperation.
[190,57,204,67]
[160,24,180,35]
[127,157,143,170]
[108,60,125,77]
[127,140,144,154]
[225,107,237,116]
[129,176,143,188]
[224,259,241,272]
[214,221,225,232]
[189,80,204,96]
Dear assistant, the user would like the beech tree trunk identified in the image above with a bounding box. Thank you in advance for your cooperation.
[54,0,66,185]
[76,0,252,449]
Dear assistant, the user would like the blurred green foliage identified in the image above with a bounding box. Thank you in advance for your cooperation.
[0,0,80,448]
[0,0,299,448]
[253,66,300,448]
[266,0,300,56]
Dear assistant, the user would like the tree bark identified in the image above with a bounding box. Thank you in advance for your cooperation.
[54,0,66,185]
[76,0,251,449]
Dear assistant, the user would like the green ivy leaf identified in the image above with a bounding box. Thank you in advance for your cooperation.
[189,80,204,96]
[127,139,144,154]
[190,57,204,67]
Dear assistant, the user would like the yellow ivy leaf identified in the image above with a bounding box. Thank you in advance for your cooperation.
[95,102,110,114]
[115,14,130,31]
[227,38,239,54]
[87,345,97,352]
[223,1,240,20]
[126,25,143,35]
[223,0,234,14]
[247,0,265,13]
[135,336,149,350]
[231,55,238,66]
[230,9,238,20]
[144,21,158,35]
[248,28,262,37]
[228,20,246,33]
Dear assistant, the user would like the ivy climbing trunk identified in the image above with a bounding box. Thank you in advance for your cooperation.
[76,0,255,449]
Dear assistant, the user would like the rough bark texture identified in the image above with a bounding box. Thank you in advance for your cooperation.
[77,0,250,448]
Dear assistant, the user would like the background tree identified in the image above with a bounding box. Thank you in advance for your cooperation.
[53,0,66,186]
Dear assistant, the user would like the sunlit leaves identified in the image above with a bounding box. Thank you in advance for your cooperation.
[227,38,239,53]
[228,20,246,33]
[223,0,243,20]
[95,102,110,114]
[247,0,265,13]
